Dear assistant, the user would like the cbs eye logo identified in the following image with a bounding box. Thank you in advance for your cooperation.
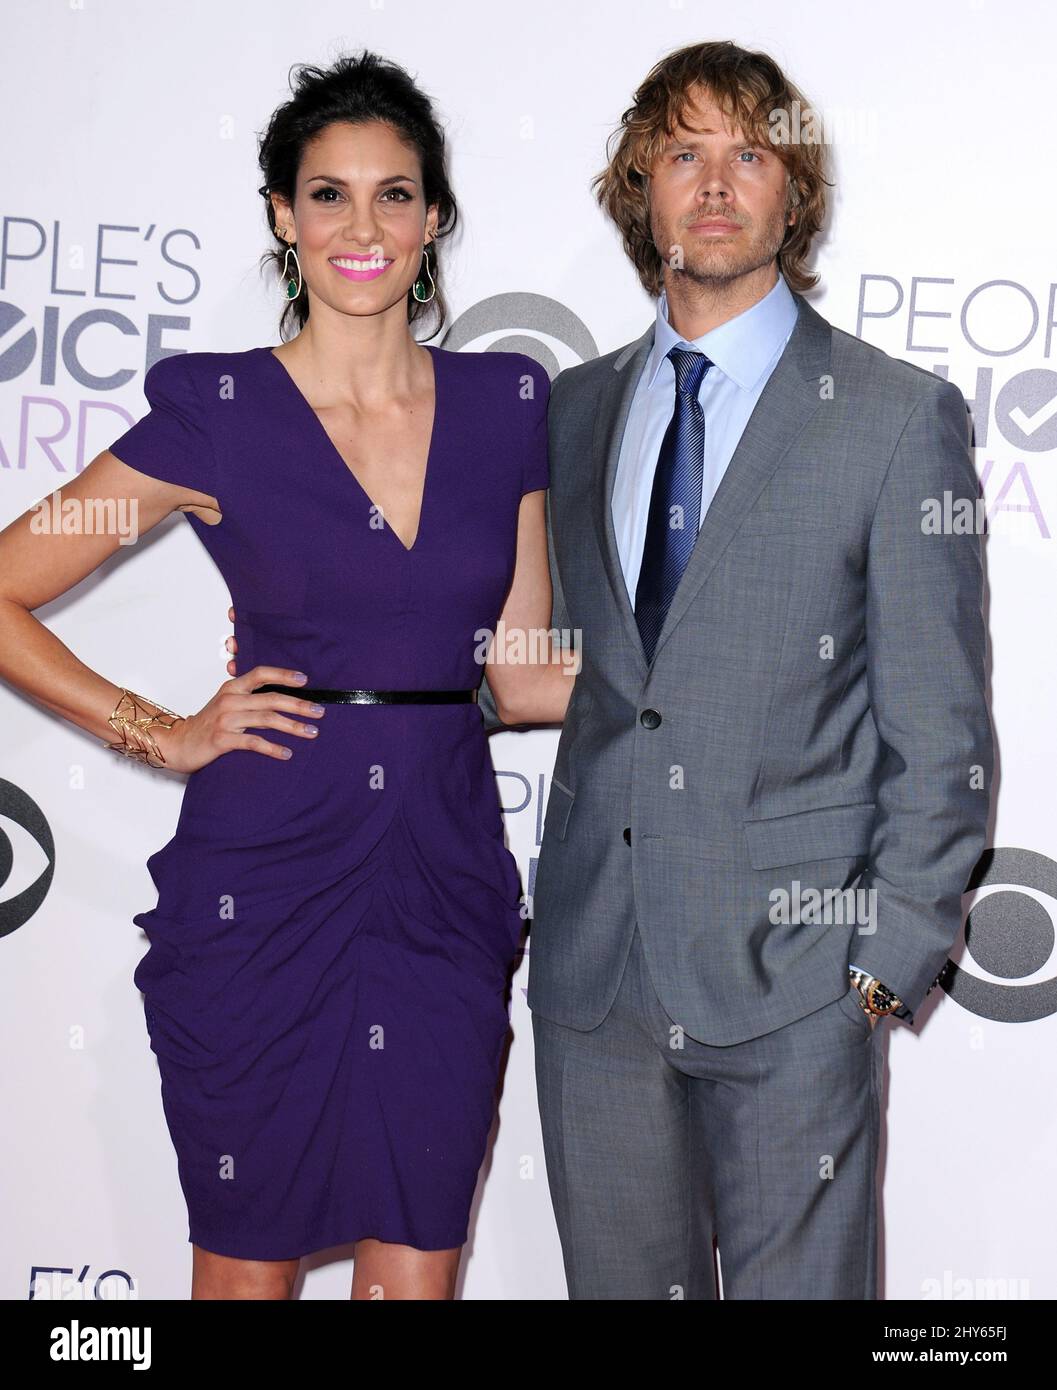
[0,781,55,939]
[441,293,598,376]
[943,848,1057,1023]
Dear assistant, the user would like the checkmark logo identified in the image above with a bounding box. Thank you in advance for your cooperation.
[1009,393,1057,436]
[997,369,1057,452]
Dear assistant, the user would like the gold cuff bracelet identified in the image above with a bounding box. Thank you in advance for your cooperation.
[104,688,184,768]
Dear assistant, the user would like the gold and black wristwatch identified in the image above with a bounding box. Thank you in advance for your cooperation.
[848,969,911,1021]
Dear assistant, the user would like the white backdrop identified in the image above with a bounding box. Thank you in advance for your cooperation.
[1,0,1054,1301]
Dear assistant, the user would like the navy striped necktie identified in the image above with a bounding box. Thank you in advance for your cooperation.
[634,345,713,663]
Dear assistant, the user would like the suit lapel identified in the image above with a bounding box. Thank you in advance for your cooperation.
[590,291,833,671]
[590,327,654,676]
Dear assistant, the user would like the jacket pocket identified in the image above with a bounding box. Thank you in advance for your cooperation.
[743,802,876,870]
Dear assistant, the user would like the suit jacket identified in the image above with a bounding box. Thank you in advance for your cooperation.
[479,291,993,1045]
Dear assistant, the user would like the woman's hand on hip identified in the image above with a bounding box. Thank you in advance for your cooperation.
[155,661,324,772]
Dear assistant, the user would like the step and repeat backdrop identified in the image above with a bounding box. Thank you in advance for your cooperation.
[1,0,1054,1300]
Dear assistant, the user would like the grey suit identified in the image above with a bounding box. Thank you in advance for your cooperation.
[480,291,992,1297]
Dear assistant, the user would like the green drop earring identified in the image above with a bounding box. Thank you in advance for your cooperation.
[281,240,303,300]
[412,244,436,304]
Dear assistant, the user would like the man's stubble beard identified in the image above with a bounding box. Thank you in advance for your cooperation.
[661,209,790,293]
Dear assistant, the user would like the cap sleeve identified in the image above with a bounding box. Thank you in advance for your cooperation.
[108,353,217,499]
[516,356,551,496]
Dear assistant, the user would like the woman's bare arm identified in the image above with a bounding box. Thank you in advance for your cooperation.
[483,489,577,726]
[0,451,322,770]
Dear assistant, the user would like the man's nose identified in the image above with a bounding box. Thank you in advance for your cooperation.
[691,162,734,200]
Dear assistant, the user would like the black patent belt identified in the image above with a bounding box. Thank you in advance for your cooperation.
[252,684,478,705]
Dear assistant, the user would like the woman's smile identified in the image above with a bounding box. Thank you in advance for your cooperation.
[329,254,394,281]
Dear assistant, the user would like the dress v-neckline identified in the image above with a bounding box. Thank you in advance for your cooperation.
[263,342,441,555]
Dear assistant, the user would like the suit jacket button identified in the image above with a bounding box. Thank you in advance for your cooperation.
[623,827,632,845]
[640,708,661,729]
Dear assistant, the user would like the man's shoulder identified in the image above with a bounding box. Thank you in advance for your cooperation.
[826,318,963,411]
[551,330,650,410]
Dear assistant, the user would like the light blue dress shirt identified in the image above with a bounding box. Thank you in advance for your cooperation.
[611,272,873,989]
[612,271,799,605]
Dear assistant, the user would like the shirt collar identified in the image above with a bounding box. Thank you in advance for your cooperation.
[645,271,799,392]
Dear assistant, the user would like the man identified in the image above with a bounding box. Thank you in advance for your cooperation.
[482,41,992,1299]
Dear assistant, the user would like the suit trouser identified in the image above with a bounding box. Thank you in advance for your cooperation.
[532,923,884,1299]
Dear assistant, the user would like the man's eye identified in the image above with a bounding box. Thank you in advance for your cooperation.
[739,151,761,162]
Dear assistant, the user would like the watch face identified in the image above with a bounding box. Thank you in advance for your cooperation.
[865,981,896,1014]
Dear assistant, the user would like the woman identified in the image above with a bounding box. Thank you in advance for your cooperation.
[0,52,574,1299]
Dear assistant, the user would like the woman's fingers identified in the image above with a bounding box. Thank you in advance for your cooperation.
[194,668,325,760]
[226,732,299,759]
[224,689,324,715]
[217,670,324,743]
[225,706,322,739]
[226,664,308,694]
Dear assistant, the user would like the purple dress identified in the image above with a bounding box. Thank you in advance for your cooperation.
[108,343,550,1259]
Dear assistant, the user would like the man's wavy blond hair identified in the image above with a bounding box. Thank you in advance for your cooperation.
[593,41,832,296]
